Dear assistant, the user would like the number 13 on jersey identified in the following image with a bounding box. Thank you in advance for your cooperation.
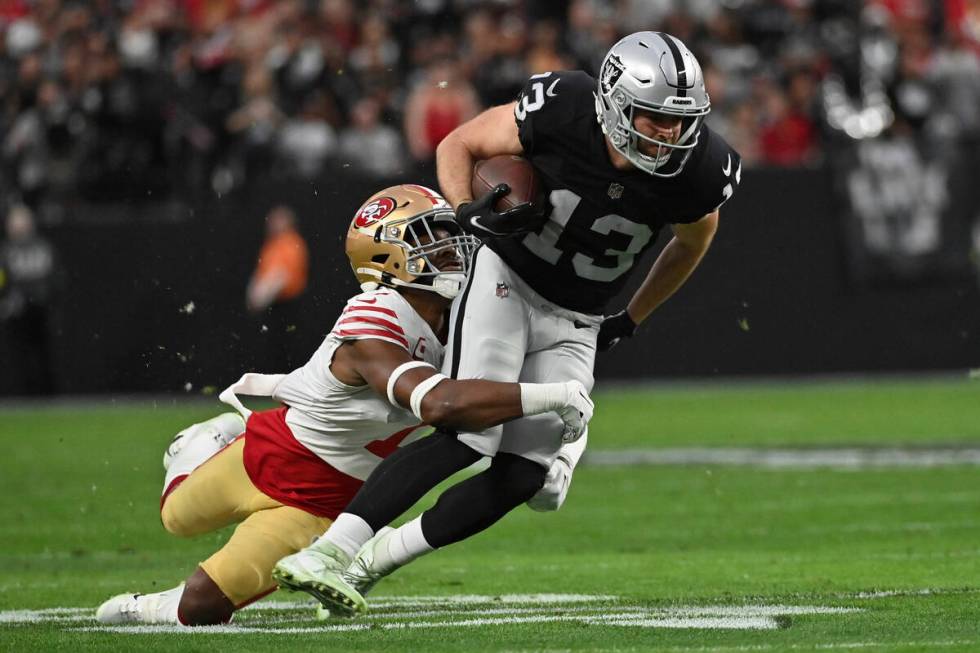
[522,189,654,282]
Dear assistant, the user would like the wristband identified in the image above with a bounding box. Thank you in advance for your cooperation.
[519,382,567,415]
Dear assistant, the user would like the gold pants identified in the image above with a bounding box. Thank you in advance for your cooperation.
[160,438,333,606]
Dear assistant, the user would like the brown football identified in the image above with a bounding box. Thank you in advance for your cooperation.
[471,155,545,212]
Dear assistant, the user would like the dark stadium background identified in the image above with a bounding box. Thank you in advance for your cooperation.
[1,0,978,395]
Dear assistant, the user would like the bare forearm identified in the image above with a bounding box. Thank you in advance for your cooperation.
[436,103,524,209]
[421,380,523,431]
[435,133,476,209]
[628,237,710,323]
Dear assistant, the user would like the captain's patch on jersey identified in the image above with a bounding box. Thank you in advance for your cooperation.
[354,197,396,228]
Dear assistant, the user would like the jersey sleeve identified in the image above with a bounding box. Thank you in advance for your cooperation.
[515,70,596,155]
[672,128,743,224]
[329,291,410,351]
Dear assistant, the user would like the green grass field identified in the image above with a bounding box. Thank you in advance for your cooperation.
[1,377,979,651]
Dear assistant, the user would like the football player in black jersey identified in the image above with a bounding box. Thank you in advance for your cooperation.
[274,32,741,616]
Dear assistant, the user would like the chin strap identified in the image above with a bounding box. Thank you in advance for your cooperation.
[357,268,465,299]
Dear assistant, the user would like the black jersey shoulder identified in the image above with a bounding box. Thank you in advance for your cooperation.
[514,70,596,156]
[667,126,743,223]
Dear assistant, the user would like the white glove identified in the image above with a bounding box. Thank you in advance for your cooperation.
[526,455,573,512]
[556,380,593,443]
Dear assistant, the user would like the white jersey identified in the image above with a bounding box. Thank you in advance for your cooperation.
[272,289,444,480]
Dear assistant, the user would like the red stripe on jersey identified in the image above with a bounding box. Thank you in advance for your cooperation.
[343,305,397,318]
[335,328,409,348]
[337,315,405,334]
[365,425,423,458]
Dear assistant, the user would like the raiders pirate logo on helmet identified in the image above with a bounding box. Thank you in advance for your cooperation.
[599,53,625,95]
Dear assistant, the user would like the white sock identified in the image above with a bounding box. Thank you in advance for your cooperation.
[373,516,434,575]
[315,512,374,560]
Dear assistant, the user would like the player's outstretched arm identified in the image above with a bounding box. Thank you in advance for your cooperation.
[336,338,591,440]
[628,210,718,324]
[435,103,524,209]
[598,211,718,351]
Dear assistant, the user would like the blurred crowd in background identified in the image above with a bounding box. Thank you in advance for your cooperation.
[1,0,979,395]
[1,0,978,213]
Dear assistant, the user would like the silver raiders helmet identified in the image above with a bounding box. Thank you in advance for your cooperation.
[595,31,711,177]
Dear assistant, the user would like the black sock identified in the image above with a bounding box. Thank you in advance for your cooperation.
[420,453,547,548]
[346,429,481,532]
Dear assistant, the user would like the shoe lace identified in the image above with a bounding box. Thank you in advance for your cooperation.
[343,552,383,594]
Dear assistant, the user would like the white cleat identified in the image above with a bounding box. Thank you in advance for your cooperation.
[342,526,395,596]
[96,593,145,624]
[95,585,183,625]
[163,413,245,471]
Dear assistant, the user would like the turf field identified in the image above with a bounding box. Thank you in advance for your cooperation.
[1,376,979,651]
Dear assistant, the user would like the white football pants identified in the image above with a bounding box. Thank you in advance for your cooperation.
[443,246,601,468]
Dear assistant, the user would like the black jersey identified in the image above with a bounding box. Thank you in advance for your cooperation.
[487,70,741,314]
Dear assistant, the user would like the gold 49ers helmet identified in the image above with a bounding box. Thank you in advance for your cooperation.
[346,184,479,299]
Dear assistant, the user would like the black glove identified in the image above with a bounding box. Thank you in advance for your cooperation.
[456,184,547,239]
[597,310,638,352]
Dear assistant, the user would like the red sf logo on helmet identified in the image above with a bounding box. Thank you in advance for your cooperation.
[354,197,396,228]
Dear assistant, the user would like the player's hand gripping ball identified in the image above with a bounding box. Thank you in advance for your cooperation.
[455,185,542,238]
[457,155,548,238]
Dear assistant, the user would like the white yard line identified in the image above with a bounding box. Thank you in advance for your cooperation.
[586,447,980,469]
[338,605,649,620]
[56,598,865,634]
[4,587,963,625]
[14,588,975,638]
[365,592,619,606]
[599,617,779,630]
[73,613,784,633]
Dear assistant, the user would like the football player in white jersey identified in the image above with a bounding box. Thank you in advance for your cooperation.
[95,184,593,626]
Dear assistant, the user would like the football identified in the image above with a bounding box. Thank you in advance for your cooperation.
[472,155,546,213]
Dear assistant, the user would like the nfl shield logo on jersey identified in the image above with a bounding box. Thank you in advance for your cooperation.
[607,183,624,200]
[496,282,509,298]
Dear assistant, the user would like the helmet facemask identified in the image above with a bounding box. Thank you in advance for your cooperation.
[387,211,478,299]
